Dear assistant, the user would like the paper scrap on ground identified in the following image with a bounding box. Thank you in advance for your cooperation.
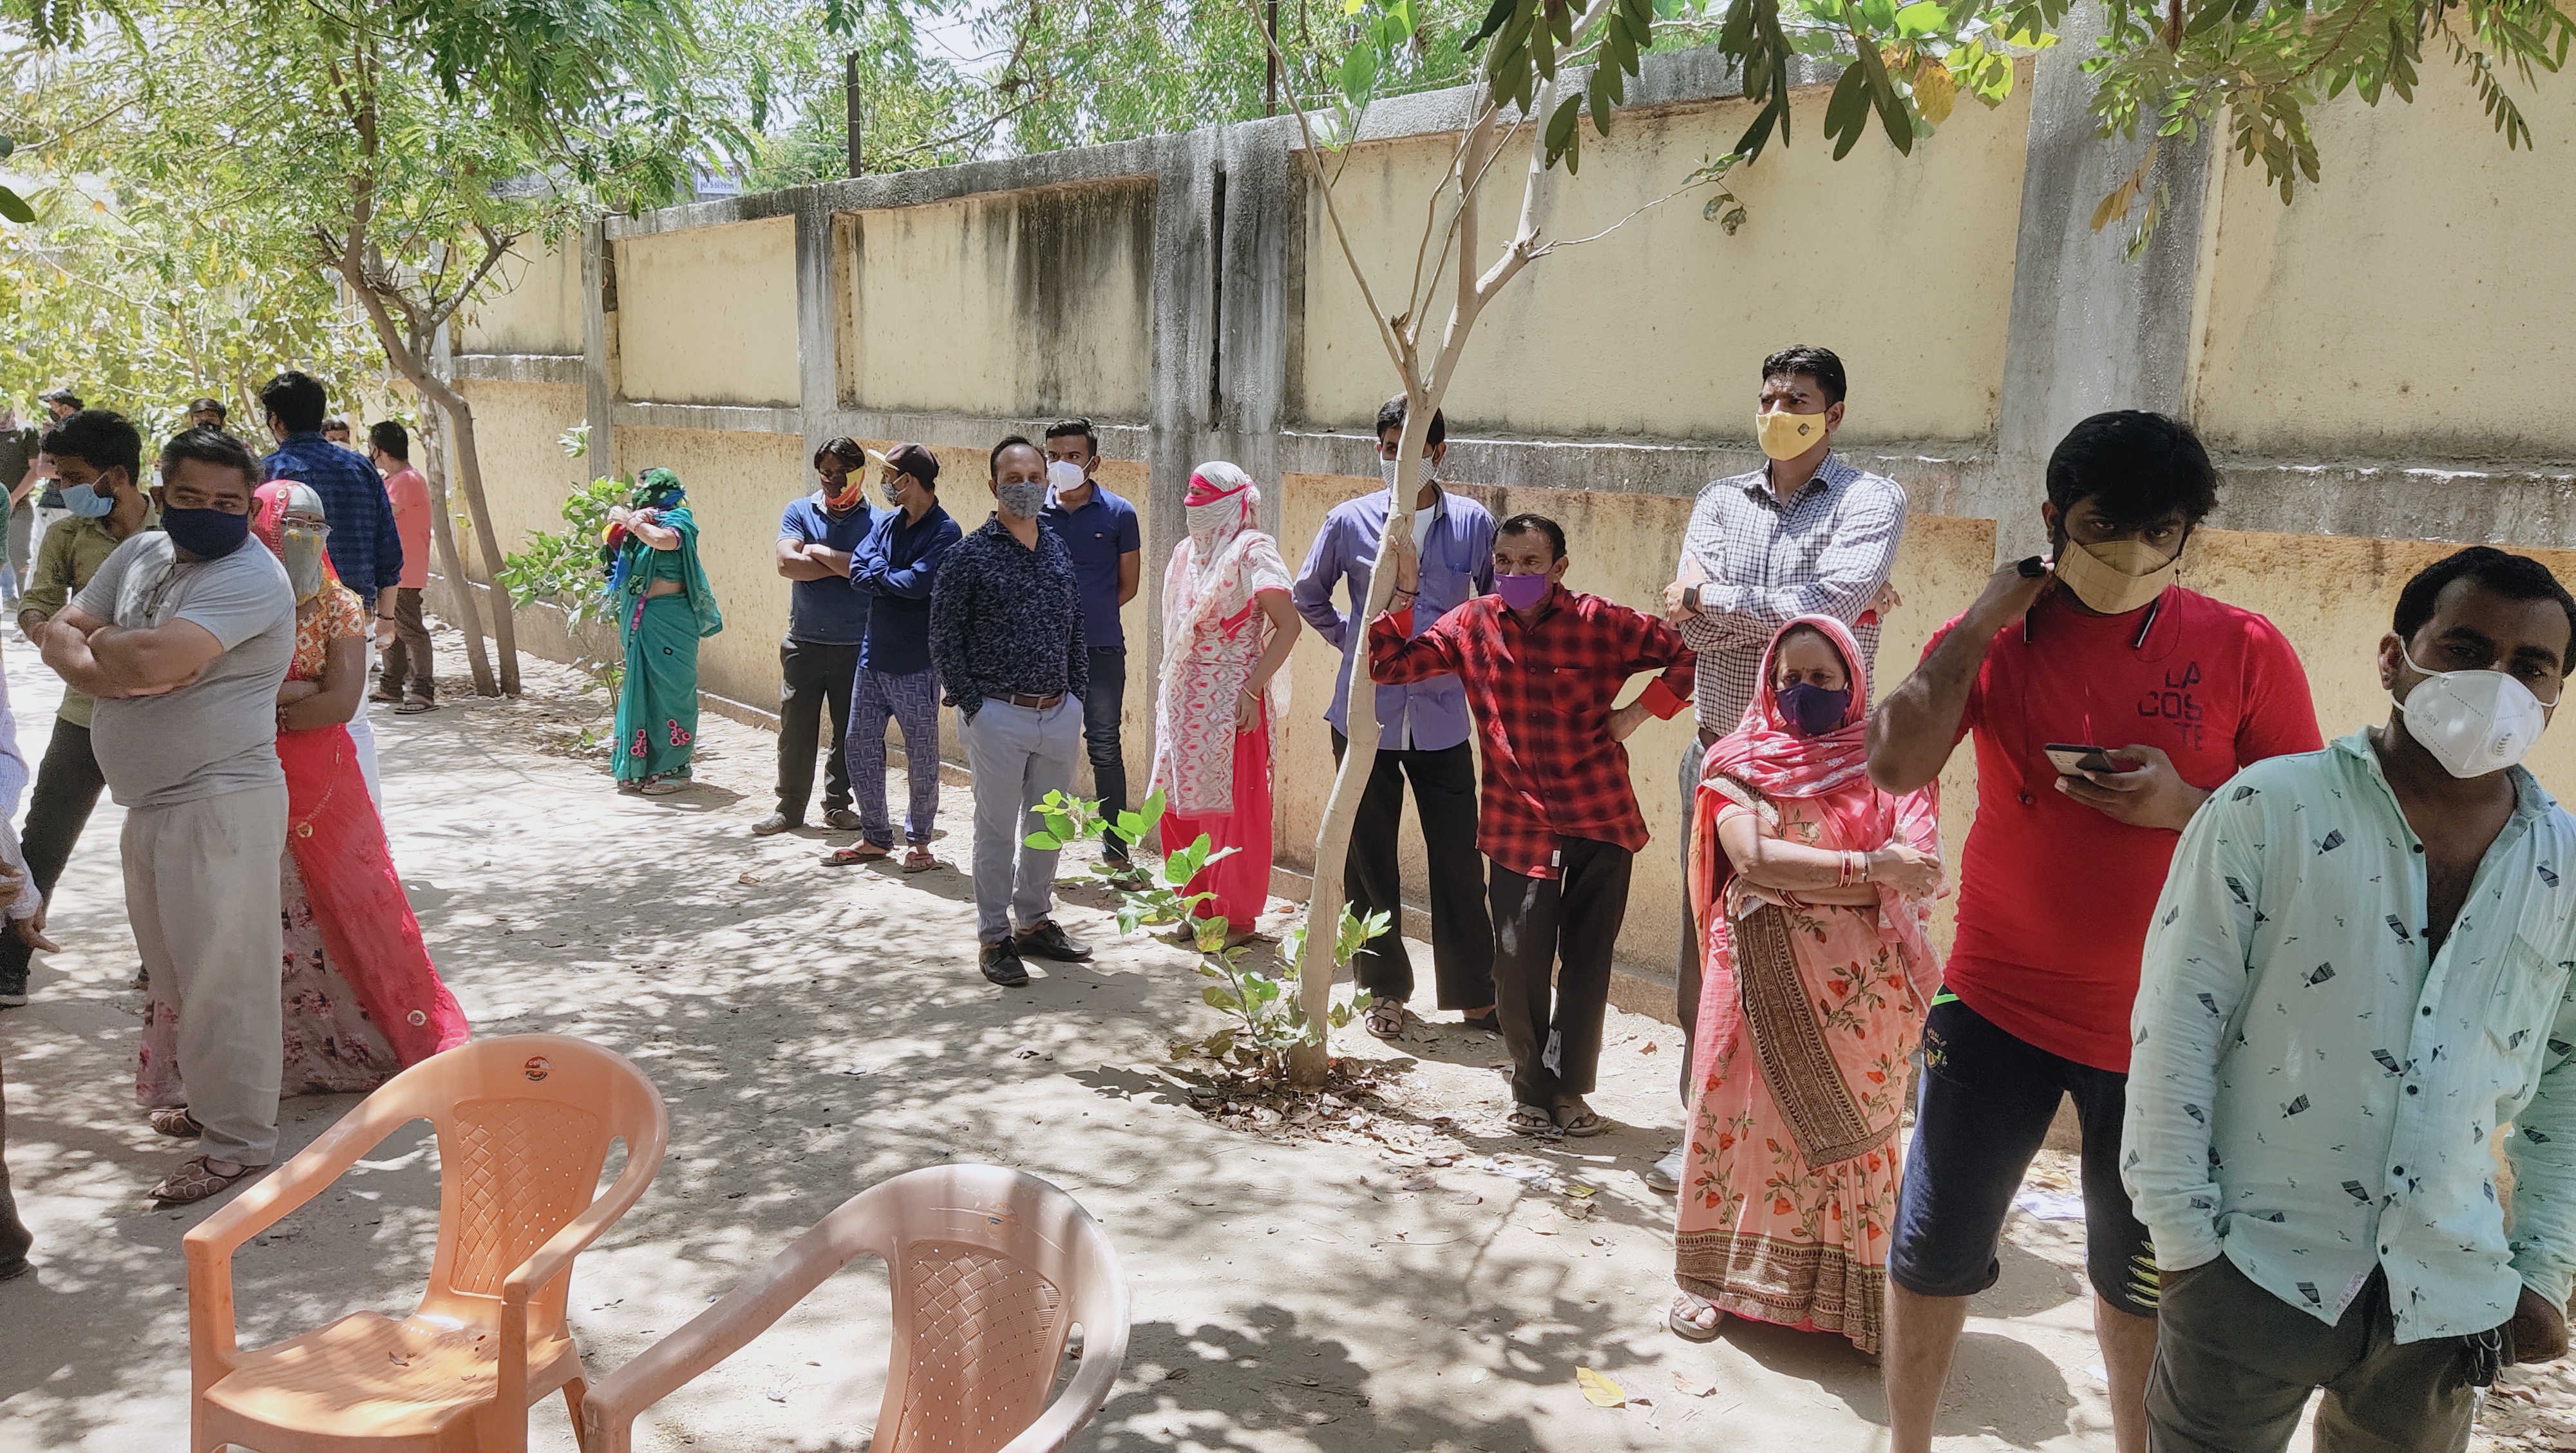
[2014,1188,2087,1222]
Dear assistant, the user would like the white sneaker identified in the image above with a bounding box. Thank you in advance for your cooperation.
[0,991,26,1008]
[1643,1143,1684,1193]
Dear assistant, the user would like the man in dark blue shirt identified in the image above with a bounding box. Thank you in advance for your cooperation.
[931,437,1091,987]
[260,372,401,804]
[757,437,876,835]
[1039,419,1142,871]
[830,443,958,870]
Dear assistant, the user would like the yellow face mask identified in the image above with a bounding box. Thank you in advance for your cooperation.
[2054,536,2182,616]
[1756,408,1831,462]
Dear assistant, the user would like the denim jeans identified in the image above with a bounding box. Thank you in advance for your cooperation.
[959,696,1083,944]
[1082,645,1130,859]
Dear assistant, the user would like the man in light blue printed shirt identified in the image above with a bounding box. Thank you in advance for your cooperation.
[2126,547,2576,1452]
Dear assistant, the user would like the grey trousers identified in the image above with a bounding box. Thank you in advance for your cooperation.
[2147,1255,2479,1453]
[1676,738,1705,1105]
[124,785,289,1166]
[960,697,1081,944]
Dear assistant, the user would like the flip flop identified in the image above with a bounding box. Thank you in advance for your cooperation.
[1507,1103,1557,1137]
[1554,1103,1609,1138]
[902,847,938,873]
[825,844,891,866]
[1669,1293,1724,1343]
[636,779,687,797]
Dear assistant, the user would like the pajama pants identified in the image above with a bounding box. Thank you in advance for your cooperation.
[849,666,943,848]
[122,784,289,1166]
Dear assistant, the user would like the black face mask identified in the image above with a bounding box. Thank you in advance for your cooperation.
[160,504,252,560]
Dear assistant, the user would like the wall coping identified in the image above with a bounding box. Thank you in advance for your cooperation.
[451,352,585,386]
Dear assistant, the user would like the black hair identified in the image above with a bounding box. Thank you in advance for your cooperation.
[40,408,142,479]
[1496,512,1566,562]
[321,417,349,435]
[38,388,82,410]
[1761,345,1848,406]
[989,433,1041,478]
[157,426,261,491]
[2394,546,2576,672]
[187,396,227,419]
[258,372,329,434]
[2045,410,2219,529]
[814,436,865,470]
[1044,418,1099,456]
[1376,393,1446,449]
[369,419,410,461]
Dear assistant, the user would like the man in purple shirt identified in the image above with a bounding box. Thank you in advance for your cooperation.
[1292,394,1497,1038]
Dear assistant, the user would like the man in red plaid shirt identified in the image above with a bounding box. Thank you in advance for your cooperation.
[1370,512,1696,1137]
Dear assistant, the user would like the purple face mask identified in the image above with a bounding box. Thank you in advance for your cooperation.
[1776,681,1852,737]
[1493,573,1553,611]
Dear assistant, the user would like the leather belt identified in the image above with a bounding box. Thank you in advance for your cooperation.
[993,692,1065,710]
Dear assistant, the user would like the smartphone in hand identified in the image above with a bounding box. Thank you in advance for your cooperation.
[2043,743,2123,777]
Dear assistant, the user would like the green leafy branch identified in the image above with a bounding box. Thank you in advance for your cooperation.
[1025,789,1385,1078]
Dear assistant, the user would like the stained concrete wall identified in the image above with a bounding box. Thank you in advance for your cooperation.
[1302,82,2032,443]
[450,379,589,578]
[439,40,2576,1018]
[838,181,1157,420]
[616,216,801,408]
[457,240,586,358]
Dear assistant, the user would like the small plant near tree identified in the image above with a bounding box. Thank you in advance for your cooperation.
[496,472,632,750]
[1025,790,1384,1081]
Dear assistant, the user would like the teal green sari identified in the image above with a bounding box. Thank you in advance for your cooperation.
[611,494,724,784]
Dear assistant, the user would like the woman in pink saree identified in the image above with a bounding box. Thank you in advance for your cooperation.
[1667,614,1942,1358]
[1148,462,1300,937]
[139,482,467,1124]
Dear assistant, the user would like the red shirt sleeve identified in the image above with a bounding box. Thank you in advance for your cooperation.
[1367,605,1456,685]
[2233,616,2325,764]
[1621,608,1698,718]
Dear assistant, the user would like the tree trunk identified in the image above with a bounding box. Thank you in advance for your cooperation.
[413,406,497,696]
[410,370,522,696]
[1288,402,1433,1086]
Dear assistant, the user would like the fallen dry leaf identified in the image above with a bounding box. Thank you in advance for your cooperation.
[1671,1372,1716,1398]
[1639,1040,1658,1054]
[1577,1367,1625,1408]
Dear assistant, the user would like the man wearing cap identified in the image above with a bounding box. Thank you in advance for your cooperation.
[829,442,960,871]
[187,397,231,433]
[759,437,877,837]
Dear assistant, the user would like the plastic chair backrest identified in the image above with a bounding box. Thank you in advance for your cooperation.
[393,1035,668,1338]
[581,1165,1129,1453]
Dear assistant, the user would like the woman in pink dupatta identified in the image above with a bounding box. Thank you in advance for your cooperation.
[138,483,466,1122]
[1667,614,1942,1358]
[1149,462,1300,936]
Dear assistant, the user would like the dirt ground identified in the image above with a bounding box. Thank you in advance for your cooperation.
[3,627,2571,1452]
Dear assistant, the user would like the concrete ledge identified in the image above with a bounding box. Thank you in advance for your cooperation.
[612,400,806,436]
[2212,458,2576,551]
[808,408,1155,463]
[1280,426,1992,505]
[450,352,584,386]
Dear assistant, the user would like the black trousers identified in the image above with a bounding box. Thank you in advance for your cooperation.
[1331,729,1494,1009]
[775,638,858,822]
[1083,645,1130,860]
[1488,837,1633,1108]
[1676,737,1703,1103]
[0,719,105,989]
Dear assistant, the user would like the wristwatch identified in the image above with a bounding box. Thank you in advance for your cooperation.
[1683,585,1702,614]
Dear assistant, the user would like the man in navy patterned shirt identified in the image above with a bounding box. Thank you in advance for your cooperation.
[930,437,1092,987]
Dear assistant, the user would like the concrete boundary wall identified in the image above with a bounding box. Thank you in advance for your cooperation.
[440,41,2576,1016]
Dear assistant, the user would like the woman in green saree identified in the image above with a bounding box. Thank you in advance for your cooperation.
[605,468,724,795]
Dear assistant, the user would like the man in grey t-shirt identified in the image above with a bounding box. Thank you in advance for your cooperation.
[34,427,294,1205]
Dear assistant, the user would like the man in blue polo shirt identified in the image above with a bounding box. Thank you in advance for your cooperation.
[757,437,876,836]
[1040,418,1142,870]
[260,372,401,806]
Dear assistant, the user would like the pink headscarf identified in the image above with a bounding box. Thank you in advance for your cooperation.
[1694,614,1942,1007]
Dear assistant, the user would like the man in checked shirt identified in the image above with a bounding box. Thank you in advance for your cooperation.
[1372,513,1696,1137]
[1647,343,1908,1192]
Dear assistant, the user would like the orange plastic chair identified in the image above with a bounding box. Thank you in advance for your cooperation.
[184,1032,669,1453]
[581,1165,1130,1453]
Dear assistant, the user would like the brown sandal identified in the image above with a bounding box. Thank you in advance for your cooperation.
[149,1107,203,1139]
[149,1155,259,1205]
[824,843,891,866]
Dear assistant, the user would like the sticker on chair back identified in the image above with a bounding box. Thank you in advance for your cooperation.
[523,1056,551,1082]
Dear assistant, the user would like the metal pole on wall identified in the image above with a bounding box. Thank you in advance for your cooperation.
[1264,0,1278,116]
[846,52,863,176]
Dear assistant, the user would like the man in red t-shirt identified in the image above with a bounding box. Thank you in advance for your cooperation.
[1865,412,2321,1453]
[366,421,436,712]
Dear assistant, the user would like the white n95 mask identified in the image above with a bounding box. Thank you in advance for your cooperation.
[2394,645,2554,779]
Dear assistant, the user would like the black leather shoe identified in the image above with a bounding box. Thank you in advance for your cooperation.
[981,938,1030,987]
[1015,920,1092,962]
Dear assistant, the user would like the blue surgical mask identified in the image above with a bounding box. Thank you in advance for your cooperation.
[1776,681,1853,737]
[61,481,117,518]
